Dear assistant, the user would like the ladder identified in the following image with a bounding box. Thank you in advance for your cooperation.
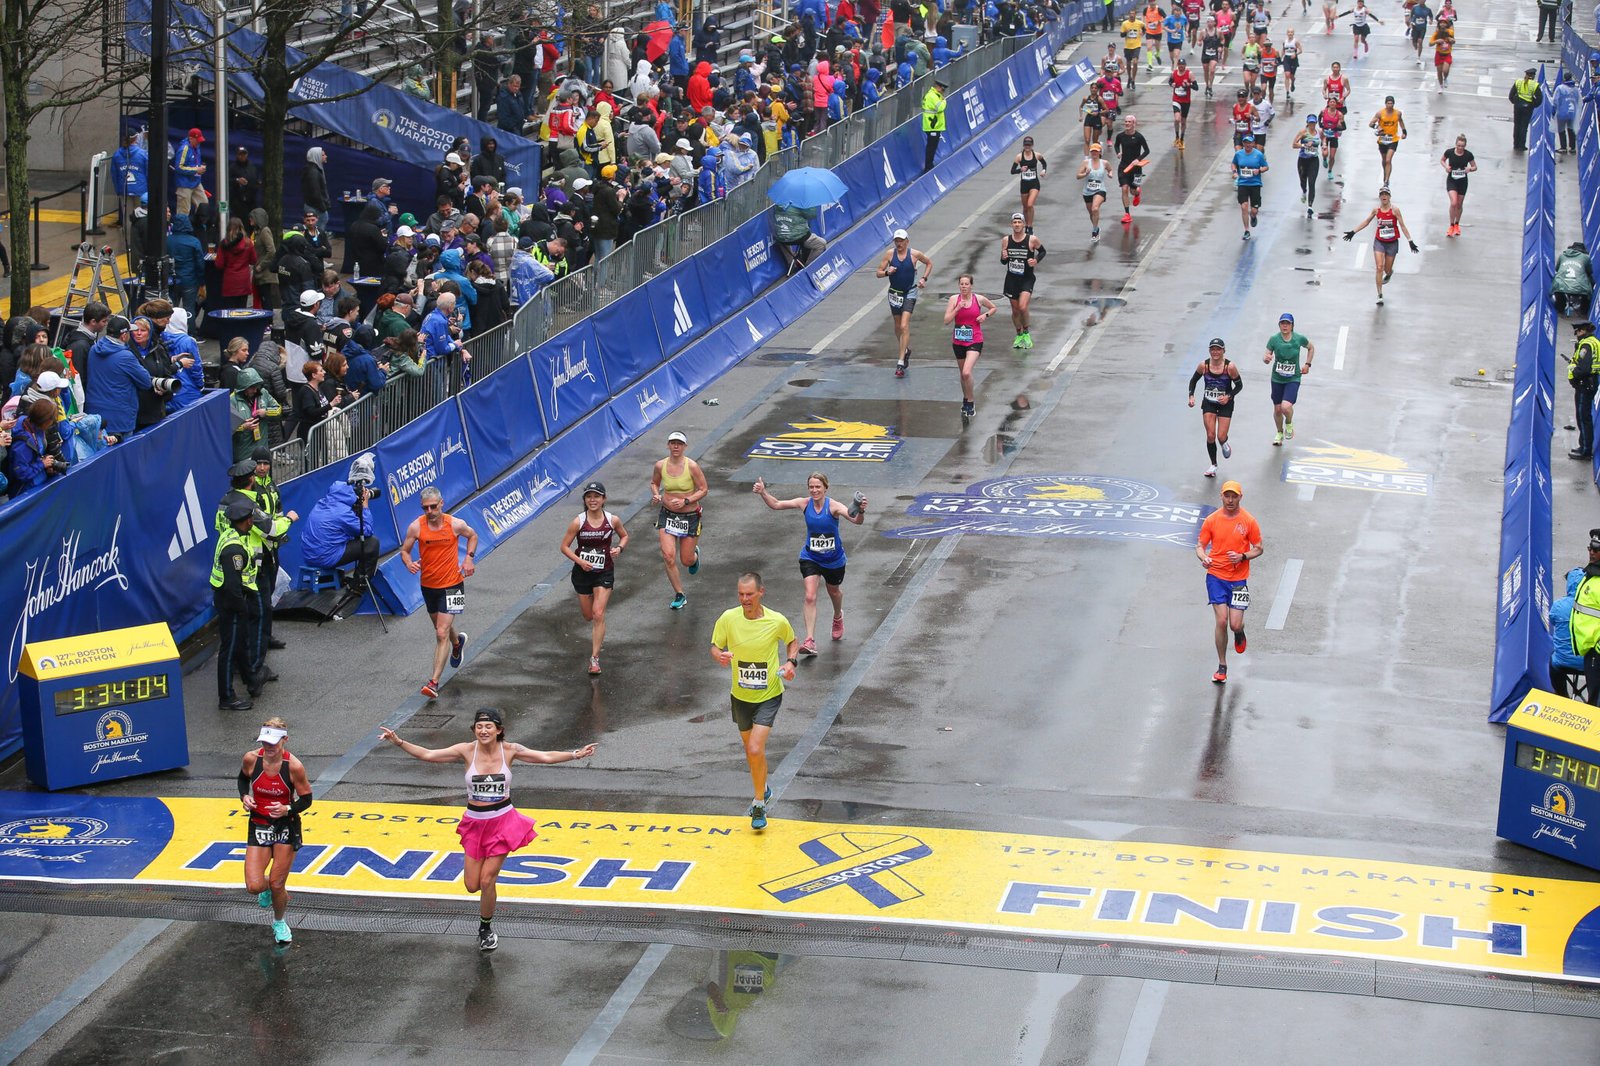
[53,242,131,346]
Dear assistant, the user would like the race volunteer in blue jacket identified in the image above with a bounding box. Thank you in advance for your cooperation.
[112,133,148,229]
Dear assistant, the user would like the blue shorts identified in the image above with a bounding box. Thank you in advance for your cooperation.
[1270,380,1301,404]
[1206,573,1250,609]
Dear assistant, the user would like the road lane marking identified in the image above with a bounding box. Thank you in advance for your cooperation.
[561,944,672,1066]
[1298,483,1316,501]
[1115,980,1172,1066]
[1265,557,1305,631]
[1352,240,1368,269]
[1047,328,1084,372]
[1333,324,1349,370]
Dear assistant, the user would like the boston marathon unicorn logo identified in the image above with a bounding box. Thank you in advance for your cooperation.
[747,417,903,463]
[1283,440,1432,496]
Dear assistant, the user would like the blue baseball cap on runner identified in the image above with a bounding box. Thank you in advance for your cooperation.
[1279,312,1294,324]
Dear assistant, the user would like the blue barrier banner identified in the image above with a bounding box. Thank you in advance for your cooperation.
[458,355,544,482]
[611,360,691,441]
[371,553,425,616]
[730,212,787,300]
[127,0,541,192]
[647,258,714,355]
[456,449,567,554]
[0,394,231,757]
[1490,91,1558,723]
[530,320,610,439]
[829,150,882,233]
[539,407,628,496]
[591,287,664,395]
[375,401,480,531]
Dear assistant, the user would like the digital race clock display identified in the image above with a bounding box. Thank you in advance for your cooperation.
[1515,741,1600,793]
[53,674,170,715]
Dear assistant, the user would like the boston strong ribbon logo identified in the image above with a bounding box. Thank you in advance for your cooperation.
[760,831,932,908]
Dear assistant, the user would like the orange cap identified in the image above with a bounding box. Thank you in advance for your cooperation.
[1220,480,1243,496]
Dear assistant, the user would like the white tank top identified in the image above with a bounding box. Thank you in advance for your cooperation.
[465,744,511,805]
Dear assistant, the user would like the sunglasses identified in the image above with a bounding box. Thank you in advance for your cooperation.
[422,503,440,511]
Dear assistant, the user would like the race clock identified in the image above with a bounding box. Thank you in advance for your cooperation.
[1498,690,1600,871]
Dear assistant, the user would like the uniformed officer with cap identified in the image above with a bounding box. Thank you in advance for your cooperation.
[923,76,949,172]
[1509,66,1543,151]
[248,446,295,652]
[1568,320,1599,460]
[213,498,261,710]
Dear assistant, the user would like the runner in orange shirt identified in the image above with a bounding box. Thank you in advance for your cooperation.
[1195,480,1263,684]
[400,486,480,698]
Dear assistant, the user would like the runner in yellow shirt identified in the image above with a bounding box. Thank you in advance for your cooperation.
[710,572,799,830]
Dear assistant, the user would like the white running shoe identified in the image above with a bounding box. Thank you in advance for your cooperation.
[1204,464,1217,477]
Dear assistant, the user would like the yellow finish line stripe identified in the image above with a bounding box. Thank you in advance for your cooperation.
[4,796,1600,984]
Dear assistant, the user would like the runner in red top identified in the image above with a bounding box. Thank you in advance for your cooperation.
[1323,62,1350,110]
[1231,89,1257,147]
[1343,186,1418,306]
[1170,58,1197,148]
[239,717,312,946]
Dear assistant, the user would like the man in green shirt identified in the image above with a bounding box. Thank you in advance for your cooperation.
[711,572,799,830]
[1263,312,1314,445]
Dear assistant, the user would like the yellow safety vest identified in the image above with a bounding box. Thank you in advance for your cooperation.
[1570,335,1600,383]
[922,87,946,132]
[210,527,259,593]
[1514,78,1538,104]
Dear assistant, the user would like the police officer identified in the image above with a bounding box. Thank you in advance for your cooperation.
[1569,531,1600,706]
[1569,320,1600,460]
[248,446,295,652]
[213,498,261,711]
[1509,67,1543,152]
[217,460,285,697]
[922,77,948,172]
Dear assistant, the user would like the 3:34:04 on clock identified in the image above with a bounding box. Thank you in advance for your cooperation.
[53,674,170,715]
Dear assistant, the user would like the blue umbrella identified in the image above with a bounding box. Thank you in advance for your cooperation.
[767,167,849,209]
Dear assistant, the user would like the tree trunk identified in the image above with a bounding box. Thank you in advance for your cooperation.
[259,15,293,242]
[2,16,34,312]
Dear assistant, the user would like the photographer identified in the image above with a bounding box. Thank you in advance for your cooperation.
[84,315,154,441]
[300,451,381,590]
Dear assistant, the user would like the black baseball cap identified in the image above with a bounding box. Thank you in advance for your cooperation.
[473,708,503,725]
[582,481,607,497]
[1590,528,1600,551]
[107,315,132,336]
[1209,337,1226,350]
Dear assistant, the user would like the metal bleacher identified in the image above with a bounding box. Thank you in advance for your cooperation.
[222,0,770,124]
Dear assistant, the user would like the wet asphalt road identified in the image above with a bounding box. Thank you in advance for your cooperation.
[7,2,1600,1061]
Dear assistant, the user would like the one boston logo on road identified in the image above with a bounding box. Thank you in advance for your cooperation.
[883,474,1211,547]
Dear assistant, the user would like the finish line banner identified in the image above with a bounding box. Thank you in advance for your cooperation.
[2,792,1600,983]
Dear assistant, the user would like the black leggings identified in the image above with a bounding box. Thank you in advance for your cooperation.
[1297,155,1318,202]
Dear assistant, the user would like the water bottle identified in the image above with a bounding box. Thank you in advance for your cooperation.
[848,491,866,518]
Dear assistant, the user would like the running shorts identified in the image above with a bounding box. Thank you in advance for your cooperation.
[1020,178,1041,193]
[656,507,703,538]
[1206,574,1251,609]
[887,288,917,315]
[732,693,783,731]
[571,565,616,594]
[1173,100,1191,117]
[1374,238,1399,255]
[1236,185,1262,207]
[421,582,466,615]
[1118,167,1141,187]
[1003,273,1035,300]
[1201,397,1235,416]
[1282,55,1299,71]
[952,341,985,359]
[1270,380,1301,404]
[248,816,303,850]
[1446,176,1468,195]
[798,558,846,584]
[1353,22,1369,35]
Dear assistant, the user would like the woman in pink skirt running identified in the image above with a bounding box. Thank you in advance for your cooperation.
[379,708,596,951]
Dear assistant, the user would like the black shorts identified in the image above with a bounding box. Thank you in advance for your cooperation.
[953,342,984,359]
[1084,113,1103,130]
[656,507,702,538]
[1236,185,1262,207]
[1201,398,1236,417]
[798,558,846,584]
[421,582,465,616]
[1282,56,1299,71]
[1353,22,1370,35]
[1173,100,1191,117]
[571,565,615,594]
[1003,273,1035,299]
[1409,24,1425,38]
[248,816,302,850]
[731,693,782,731]
[1118,167,1140,187]
[1124,47,1139,63]
[1446,177,1469,195]
[1020,178,1041,193]
[1377,139,1398,154]
[887,289,917,316]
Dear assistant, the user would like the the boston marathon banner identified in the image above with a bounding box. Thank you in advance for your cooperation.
[0,394,231,756]
[125,0,540,186]
[6,791,1600,985]
[1491,85,1558,723]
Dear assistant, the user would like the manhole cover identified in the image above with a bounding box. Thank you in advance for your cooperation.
[409,713,453,730]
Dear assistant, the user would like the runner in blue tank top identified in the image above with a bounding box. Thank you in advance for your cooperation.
[875,228,933,378]
[753,471,868,656]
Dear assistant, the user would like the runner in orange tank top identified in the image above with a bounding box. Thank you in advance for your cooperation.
[401,486,480,699]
